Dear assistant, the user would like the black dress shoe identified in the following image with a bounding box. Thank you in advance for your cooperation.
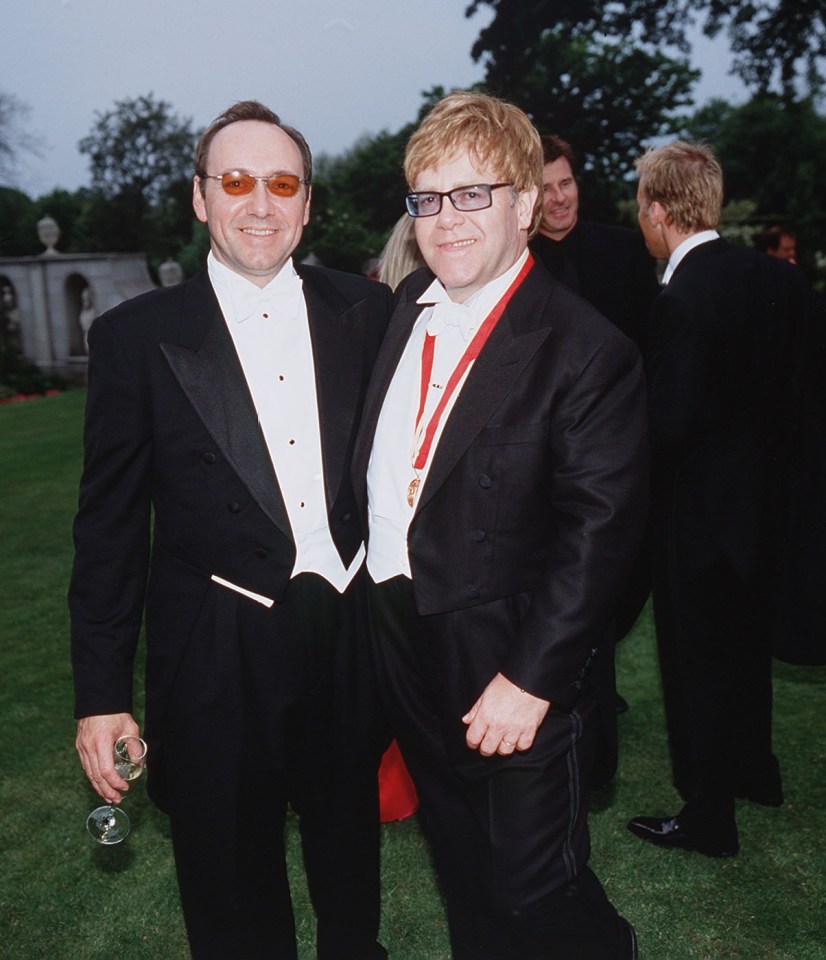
[627,814,739,857]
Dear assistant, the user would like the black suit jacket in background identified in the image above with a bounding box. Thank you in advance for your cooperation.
[647,239,807,586]
[530,220,660,349]
[648,239,826,662]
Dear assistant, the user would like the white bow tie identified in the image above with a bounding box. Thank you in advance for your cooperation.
[426,300,477,340]
[234,279,302,323]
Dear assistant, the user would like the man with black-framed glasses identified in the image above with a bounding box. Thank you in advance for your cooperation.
[354,92,647,959]
[70,99,391,959]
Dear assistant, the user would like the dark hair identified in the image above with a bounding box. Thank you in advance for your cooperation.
[194,100,313,189]
[755,224,796,253]
[540,135,577,173]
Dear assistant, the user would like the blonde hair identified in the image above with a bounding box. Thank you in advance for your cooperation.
[379,214,426,290]
[635,141,723,233]
[404,92,544,236]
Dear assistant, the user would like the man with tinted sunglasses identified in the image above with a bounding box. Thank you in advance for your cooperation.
[354,92,647,959]
[70,100,391,959]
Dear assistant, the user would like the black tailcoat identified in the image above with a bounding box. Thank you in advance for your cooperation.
[645,238,812,810]
[352,260,648,956]
[69,264,391,958]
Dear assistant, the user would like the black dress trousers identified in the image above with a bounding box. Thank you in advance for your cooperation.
[369,575,630,960]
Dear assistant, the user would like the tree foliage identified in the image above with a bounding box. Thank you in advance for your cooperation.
[299,88,446,271]
[612,0,826,99]
[78,93,198,204]
[470,0,826,101]
[0,91,43,185]
[76,93,200,268]
[301,129,411,271]
[465,1,698,216]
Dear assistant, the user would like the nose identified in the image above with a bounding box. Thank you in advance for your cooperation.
[246,180,276,216]
[435,195,464,228]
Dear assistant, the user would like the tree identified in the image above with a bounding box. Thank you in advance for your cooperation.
[299,89,445,271]
[0,187,37,255]
[77,93,200,264]
[465,1,698,217]
[470,0,826,100]
[301,129,411,271]
[79,93,198,205]
[611,0,826,99]
[0,91,43,185]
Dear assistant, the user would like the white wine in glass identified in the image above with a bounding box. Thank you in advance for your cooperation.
[86,736,147,845]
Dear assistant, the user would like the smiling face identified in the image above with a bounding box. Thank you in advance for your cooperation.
[192,120,310,287]
[412,151,537,304]
[539,157,579,241]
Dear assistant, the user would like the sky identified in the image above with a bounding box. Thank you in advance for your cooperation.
[5,0,746,199]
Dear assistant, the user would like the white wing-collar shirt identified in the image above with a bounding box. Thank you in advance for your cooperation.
[208,252,364,593]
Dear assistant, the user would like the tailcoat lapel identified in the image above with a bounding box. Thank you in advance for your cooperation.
[159,273,292,540]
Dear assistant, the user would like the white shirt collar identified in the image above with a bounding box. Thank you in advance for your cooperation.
[207,251,303,322]
[416,248,530,339]
[662,230,720,285]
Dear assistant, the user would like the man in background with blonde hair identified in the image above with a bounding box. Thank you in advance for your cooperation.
[629,141,812,858]
[355,92,647,959]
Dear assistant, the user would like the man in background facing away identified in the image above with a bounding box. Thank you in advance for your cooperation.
[628,141,814,858]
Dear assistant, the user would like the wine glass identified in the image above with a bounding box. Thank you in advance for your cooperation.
[85,735,147,845]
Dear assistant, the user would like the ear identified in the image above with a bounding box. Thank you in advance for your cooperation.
[517,185,540,231]
[646,200,667,227]
[303,184,312,227]
[192,177,208,225]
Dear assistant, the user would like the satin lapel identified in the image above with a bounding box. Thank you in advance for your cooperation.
[301,272,368,507]
[414,273,554,515]
[159,282,292,538]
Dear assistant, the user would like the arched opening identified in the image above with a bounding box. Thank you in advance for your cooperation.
[1,276,21,352]
[64,272,93,356]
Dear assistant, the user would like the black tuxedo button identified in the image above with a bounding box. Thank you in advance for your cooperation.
[228,501,242,514]
[202,452,216,464]
[471,529,486,542]
[466,586,480,599]
[254,548,267,559]
[341,512,352,523]
[478,474,492,488]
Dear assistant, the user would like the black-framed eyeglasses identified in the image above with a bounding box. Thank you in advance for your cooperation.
[405,183,512,218]
[201,171,310,198]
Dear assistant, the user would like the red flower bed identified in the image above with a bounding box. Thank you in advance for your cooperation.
[0,389,62,406]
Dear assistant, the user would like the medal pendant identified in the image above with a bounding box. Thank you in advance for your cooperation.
[406,477,420,507]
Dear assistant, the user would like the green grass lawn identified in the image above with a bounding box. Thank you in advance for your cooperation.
[1,389,824,959]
